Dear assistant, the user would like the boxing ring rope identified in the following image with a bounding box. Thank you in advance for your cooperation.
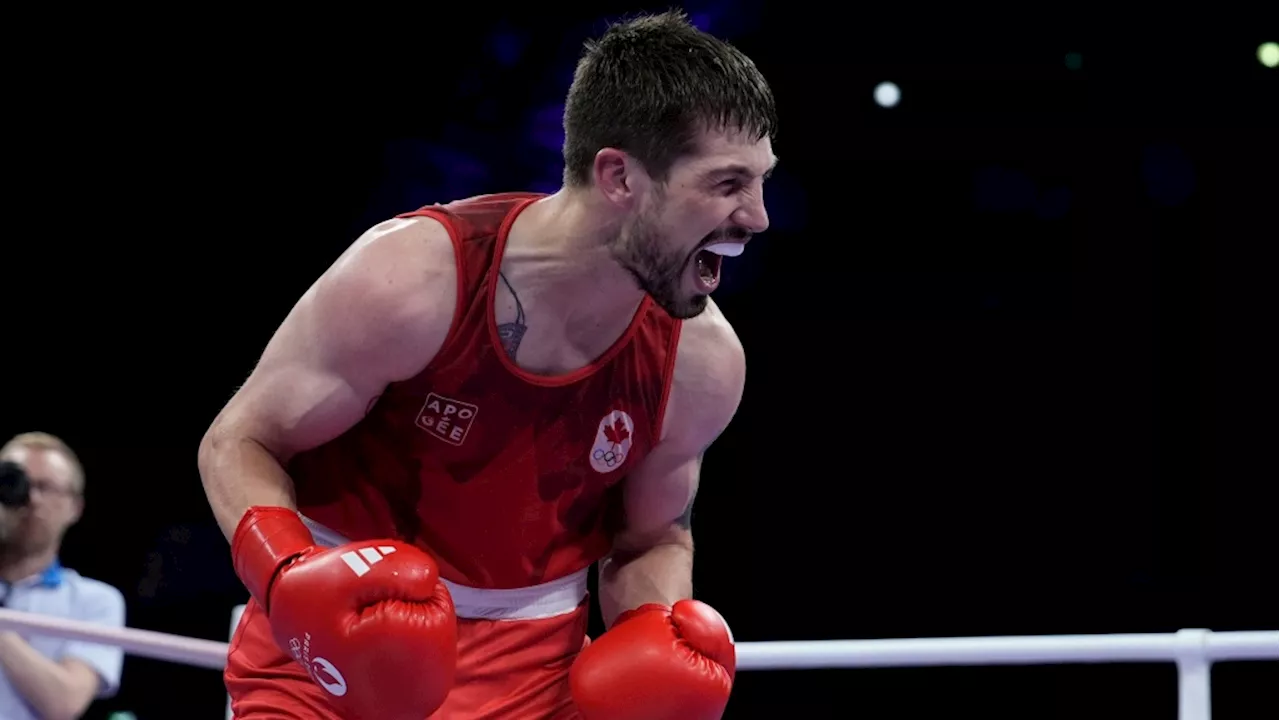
[0,607,1275,720]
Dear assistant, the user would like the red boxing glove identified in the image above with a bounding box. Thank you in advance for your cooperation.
[570,599,735,720]
[232,506,457,720]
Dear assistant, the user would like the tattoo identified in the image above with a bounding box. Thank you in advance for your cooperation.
[496,272,527,358]
[674,463,703,530]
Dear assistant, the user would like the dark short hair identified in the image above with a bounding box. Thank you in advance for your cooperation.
[562,10,778,188]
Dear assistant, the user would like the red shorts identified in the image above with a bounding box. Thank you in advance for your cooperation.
[226,594,589,720]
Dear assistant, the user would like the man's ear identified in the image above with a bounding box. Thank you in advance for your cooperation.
[593,148,645,207]
[67,494,83,526]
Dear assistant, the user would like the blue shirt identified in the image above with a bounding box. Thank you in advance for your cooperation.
[0,560,126,720]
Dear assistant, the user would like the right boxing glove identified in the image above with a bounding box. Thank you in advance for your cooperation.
[232,506,457,720]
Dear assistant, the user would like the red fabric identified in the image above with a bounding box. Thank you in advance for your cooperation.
[288,192,682,589]
[227,598,592,719]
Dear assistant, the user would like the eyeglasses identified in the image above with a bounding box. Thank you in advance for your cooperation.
[27,478,79,498]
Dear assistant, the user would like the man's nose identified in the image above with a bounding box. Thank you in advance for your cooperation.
[733,195,769,234]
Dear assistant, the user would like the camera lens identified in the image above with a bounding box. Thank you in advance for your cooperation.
[0,461,31,508]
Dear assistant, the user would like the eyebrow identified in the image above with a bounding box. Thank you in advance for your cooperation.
[707,156,779,181]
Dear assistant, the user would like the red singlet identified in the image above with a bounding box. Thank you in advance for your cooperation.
[289,192,683,589]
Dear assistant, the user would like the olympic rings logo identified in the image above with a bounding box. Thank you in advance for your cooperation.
[592,446,626,468]
[590,409,635,474]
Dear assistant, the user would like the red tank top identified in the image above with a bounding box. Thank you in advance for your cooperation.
[290,193,683,589]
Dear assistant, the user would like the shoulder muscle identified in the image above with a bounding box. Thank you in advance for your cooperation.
[300,216,457,380]
[660,300,746,453]
[210,215,458,458]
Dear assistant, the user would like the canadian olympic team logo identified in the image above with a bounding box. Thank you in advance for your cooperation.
[589,409,634,474]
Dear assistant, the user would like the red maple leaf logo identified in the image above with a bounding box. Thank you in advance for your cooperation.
[603,417,630,446]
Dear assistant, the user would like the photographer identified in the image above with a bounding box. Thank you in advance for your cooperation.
[0,433,124,720]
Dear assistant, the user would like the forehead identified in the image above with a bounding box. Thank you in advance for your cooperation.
[675,129,776,178]
[3,445,75,484]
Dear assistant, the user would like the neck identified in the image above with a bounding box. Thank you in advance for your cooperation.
[0,547,57,584]
[504,188,646,328]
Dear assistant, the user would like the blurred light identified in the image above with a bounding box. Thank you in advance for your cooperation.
[530,177,561,194]
[1258,42,1279,68]
[683,0,763,38]
[487,28,528,68]
[528,104,566,153]
[1064,52,1083,70]
[873,81,901,108]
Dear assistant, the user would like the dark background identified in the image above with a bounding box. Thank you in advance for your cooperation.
[3,2,1276,718]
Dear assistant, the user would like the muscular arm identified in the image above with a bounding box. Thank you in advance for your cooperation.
[198,216,458,542]
[597,302,746,627]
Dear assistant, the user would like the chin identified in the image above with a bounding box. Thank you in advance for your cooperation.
[619,248,713,320]
[655,292,710,320]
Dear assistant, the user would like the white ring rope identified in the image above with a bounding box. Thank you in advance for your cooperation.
[0,608,228,670]
[736,628,1279,669]
[0,607,1273,672]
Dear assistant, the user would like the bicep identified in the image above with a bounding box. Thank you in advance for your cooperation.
[619,447,702,544]
[616,304,746,542]
[209,217,458,459]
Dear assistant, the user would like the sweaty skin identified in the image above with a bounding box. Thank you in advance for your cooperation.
[199,216,459,541]
[200,127,771,629]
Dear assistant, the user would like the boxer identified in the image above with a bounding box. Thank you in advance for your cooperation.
[201,10,775,719]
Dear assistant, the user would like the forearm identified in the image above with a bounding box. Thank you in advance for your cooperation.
[598,540,694,627]
[0,633,90,720]
[199,432,298,543]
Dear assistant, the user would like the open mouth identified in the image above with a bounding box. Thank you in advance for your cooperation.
[694,241,746,293]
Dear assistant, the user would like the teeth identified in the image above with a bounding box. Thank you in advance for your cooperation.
[702,242,744,257]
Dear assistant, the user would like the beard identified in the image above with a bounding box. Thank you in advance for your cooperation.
[608,204,711,320]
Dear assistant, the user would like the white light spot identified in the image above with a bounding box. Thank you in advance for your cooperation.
[1258,42,1279,68]
[873,81,901,108]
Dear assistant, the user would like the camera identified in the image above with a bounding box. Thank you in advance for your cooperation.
[0,460,31,508]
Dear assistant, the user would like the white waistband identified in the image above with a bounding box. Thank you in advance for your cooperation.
[299,514,589,621]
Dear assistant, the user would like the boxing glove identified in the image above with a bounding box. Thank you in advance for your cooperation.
[232,506,457,720]
[570,599,735,720]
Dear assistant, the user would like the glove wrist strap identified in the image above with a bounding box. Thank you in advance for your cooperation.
[611,603,670,629]
[231,506,314,612]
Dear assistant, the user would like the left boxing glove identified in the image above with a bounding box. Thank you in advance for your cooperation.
[232,506,457,720]
[570,599,735,720]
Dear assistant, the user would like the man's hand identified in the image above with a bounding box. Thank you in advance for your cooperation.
[583,302,745,719]
[570,600,735,720]
[233,506,458,720]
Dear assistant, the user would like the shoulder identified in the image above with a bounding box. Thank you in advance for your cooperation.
[309,215,460,365]
[59,570,126,623]
[672,299,746,402]
[660,299,746,449]
[322,215,457,310]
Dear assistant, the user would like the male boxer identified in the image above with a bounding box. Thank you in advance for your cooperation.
[200,11,776,720]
